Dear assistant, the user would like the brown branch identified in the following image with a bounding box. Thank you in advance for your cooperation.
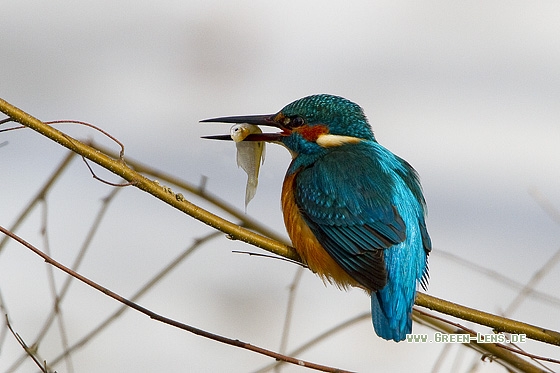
[412,309,553,373]
[0,225,351,373]
[1,97,559,367]
[413,308,559,370]
[0,97,298,262]
[90,141,288,245]
[45,120,125,159]
[255,313,370,373]
[5,315,51,373]
[415,293,560,346]
[0,151,75,254]
[48,230,221,366]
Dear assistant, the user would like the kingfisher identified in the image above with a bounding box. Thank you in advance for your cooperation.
[202,94,431,342]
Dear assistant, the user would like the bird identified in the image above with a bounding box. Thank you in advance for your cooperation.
[201,94,431,342]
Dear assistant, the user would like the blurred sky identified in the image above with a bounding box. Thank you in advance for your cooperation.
[1,1,560,372]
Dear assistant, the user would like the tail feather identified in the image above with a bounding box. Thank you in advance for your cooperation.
[371,290,412,342]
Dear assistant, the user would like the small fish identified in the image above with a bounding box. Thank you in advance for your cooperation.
[230,123,266,208]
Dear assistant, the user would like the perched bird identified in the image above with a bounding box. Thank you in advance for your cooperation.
[202,94,431,341]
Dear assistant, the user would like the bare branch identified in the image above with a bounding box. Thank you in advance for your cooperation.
[0,98,298,262]
[415,293,560,346]
[5,315,52,373]
[0,226,352,373]
[1,98,559,371]
[0,151,75,254]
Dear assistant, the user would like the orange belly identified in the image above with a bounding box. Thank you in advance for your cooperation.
[281,172,362,290]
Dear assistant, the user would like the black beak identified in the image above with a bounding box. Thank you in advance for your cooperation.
[200,114,284,142]
[200,114,277,126]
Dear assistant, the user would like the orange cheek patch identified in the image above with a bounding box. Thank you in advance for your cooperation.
[297,125,329,142]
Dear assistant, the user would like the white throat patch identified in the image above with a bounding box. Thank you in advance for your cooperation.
[316,134,362,148]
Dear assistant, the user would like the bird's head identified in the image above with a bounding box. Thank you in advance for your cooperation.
[201,94,376,157]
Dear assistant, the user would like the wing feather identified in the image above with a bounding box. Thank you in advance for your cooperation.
[294,143,410,291]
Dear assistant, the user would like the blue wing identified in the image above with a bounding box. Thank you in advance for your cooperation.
[294,142,429,291]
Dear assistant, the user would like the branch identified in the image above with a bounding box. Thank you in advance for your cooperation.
[48,230,222,367]
[412,309,554,373]
[0,151,75,254]
[0,97,299,263]
[1,98,559,354]
[5,315,51,373]
[89,141,288,245]
[415,293,560,346]
[0,225,351,373]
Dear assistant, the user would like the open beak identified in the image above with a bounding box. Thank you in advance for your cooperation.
[200,114,284,142]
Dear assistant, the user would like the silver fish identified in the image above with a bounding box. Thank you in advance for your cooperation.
[230,123,266,208]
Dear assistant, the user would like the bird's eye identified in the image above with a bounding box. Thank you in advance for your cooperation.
[285,116,304,128]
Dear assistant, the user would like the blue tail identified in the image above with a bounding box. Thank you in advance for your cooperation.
[369,173,431,342]
[371,290,412,342]
[370,219,428,342]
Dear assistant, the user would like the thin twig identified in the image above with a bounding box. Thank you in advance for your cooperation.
[49,230,219,366]
[0,226,351,373]
[278,267,305,358]
[529,188,560,226]
[503,248,560,316]
[39,200,74,373]
[0,151,75,254]
[436,250,560,308]
[0,290,9,355]
[80,154,134,187]
[415,292,560,346]
[1,98,559,366]
[413,309,554,373]
[91,141,288,245]
[6,181,122,373]
[254,313,370,373]
[414,308,560,366]
[231,250,307,267]
[0,98,299,261]
[5,315,50,373]
[45,120,125,159]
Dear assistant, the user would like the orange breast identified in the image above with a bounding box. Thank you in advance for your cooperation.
[281,171,362,290]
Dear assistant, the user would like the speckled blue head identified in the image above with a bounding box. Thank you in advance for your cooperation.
[279,94,376,141]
